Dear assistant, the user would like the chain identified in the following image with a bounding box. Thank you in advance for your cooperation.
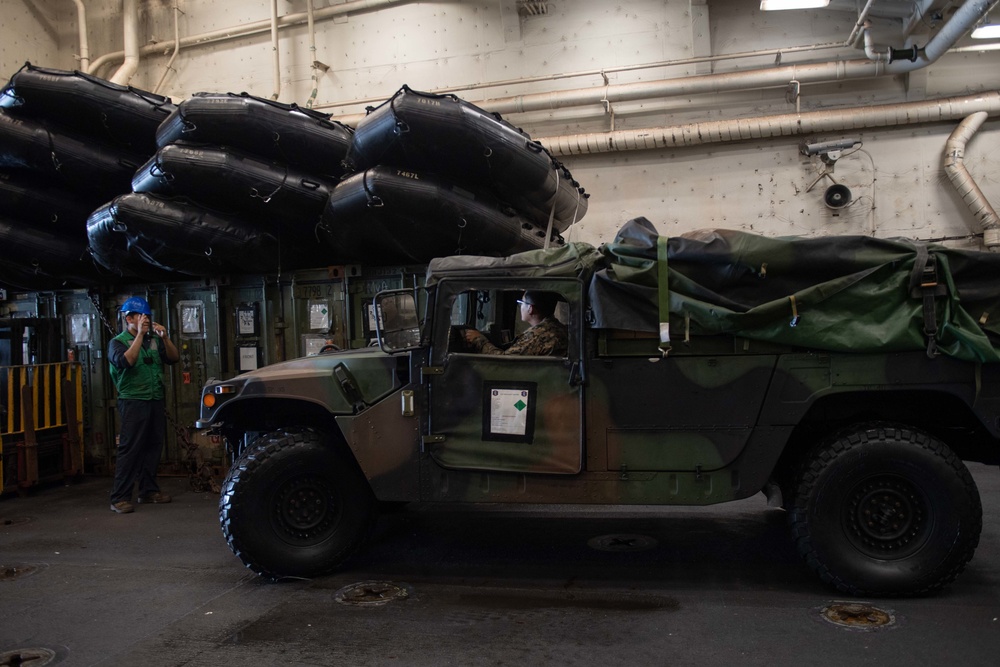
[89,290,118,337]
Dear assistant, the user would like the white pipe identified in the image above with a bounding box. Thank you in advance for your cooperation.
[334,0,992,124]
[270,0,281,100]
[910,0,997,67]
[153,4,181,95]
[69,0,90,71]
[492,0,991,116]
[109,0,140,85]
[943,111,1000,248]
[863,23,890,63]
[845,0,878,47]
[539,91,1000,155]
[331,0,993,125]
[88,0,410,77]
[306,0,319,108]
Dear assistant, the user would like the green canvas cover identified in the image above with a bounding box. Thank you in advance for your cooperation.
[590,218,1000,363]
[425,218,1000,363]
[426,241,603,285]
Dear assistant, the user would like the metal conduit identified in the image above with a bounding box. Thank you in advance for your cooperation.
[87,0,413,77]
[943,111,1000,248]
[474,0,993,117]
[109,0,140,85]
[538,90,1000,155]
[69,0,90,71]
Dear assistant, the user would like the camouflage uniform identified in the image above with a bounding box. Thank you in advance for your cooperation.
[471,317,568,356]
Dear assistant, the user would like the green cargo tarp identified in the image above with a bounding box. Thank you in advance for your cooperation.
[594,218,1000,362]
[427,217,1000,363]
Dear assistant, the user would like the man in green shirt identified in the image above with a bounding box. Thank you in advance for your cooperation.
[108,296,179,514]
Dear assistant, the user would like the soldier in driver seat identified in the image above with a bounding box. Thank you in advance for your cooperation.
[463,290,568,357]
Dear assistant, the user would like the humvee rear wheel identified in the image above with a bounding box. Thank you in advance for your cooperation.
[220,428,374,579]
[789,423,982,596]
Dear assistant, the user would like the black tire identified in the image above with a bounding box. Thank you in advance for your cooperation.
[789,423,982,597]
[219,428,375,579]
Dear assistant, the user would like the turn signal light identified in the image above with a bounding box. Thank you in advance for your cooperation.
[203,393,216,408]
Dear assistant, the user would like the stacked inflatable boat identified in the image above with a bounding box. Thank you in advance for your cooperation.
[0,62,173,289]
[0,63,591,288]
[327,85,586,263]
[93,91,354,276]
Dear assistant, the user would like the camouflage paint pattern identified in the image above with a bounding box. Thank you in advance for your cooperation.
[199,229,1000,509]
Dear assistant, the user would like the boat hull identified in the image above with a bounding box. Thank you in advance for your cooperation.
[320,166,564,264]
[0,61,174,154]
[132,143,336,227]
[344,85,588,232]
[0,109,142,203]
[88,192,332,276]
[156,92,353,180]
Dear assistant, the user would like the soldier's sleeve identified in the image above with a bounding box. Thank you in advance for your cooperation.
[472,336,505,355]
[500,329,540,356]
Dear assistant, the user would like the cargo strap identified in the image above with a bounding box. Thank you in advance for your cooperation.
[909,244,947,358]
[657,235,671,356]
[543,169,559,250]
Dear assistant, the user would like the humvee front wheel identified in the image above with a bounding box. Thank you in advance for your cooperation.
[220,428,374,579]
[790,423,982,596]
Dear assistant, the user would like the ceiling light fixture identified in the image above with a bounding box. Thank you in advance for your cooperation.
[760,0,831,10]
[971,17,1000,39]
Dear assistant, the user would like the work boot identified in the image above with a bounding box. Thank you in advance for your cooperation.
[136,492,172,504]
[110,500,135,514]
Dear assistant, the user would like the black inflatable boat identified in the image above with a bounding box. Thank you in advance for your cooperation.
[344,85,588,232]
[132,143,336,227]
[0,216,98,290]
[156,92,353,180]
[0,170,96,232]
[0,109,143,203]
[320,165,564,264]
[0,61,175,154]
[88,192,332,276]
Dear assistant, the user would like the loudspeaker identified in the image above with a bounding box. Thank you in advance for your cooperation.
[824,184,852,209]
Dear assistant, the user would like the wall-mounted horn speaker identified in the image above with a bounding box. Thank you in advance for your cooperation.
[823,184,852,209]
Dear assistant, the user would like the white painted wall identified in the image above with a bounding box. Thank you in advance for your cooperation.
[2,0,998,250]
[0,0,75,72]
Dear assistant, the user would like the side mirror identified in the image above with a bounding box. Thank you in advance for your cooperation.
[374,290,422,353]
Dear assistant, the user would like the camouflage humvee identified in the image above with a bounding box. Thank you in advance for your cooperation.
[199,220,1000,596]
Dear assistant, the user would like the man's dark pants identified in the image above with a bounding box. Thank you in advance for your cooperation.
[110,398,166,503]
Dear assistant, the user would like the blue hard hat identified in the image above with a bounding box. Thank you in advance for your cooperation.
[120,296,152,316]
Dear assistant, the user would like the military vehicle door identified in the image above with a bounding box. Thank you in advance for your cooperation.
[425,278,584,474]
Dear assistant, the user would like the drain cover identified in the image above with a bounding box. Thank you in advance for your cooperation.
[0,647,57,666]
[0,564,39,582]
[587,534,658,552]
[334,581,412,607]
[820,602,895,630]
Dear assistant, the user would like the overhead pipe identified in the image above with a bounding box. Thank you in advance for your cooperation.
[270,0,281,100]
[943,111,1000,249]
[69,0,90,71]
[153,3,181,94]
[334,0,994,126]
[844,0,878,48]
[538,90,1000,155]
[323,0,884,115]
[109,0,140,85]
[478,0,992,117]
[87,0,411,77]
[305,0,329,108]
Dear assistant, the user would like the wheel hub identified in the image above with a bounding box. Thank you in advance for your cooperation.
[845,475,927,557]
[273,475,338,542]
